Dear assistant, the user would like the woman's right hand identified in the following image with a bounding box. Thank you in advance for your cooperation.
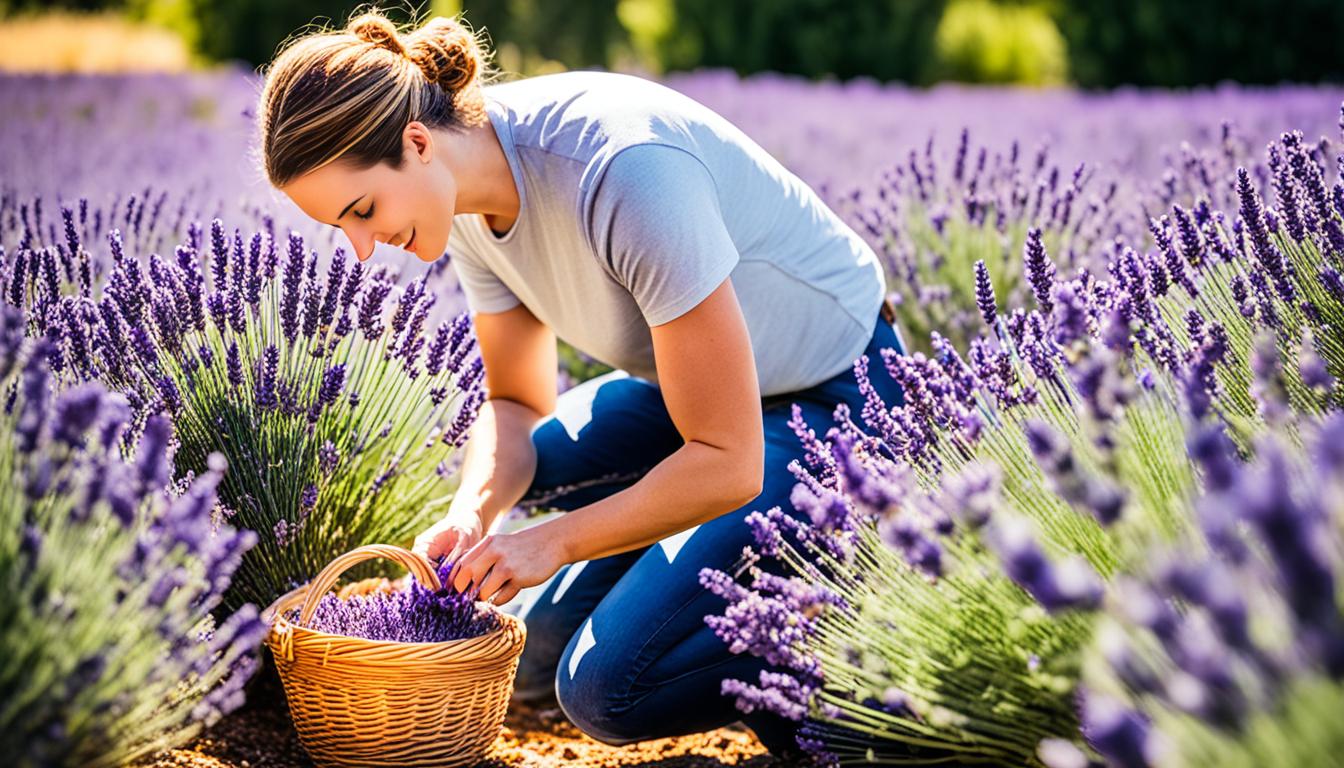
[412,509,484,565]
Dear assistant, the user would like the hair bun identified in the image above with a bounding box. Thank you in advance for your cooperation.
[407,17,481,93]
[349,13,406,56]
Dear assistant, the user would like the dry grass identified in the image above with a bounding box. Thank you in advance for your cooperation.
[0,12,191,73]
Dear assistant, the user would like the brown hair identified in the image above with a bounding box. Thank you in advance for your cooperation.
[258,7,496,187]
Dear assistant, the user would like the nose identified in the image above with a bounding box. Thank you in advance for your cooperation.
[342,227,376,263]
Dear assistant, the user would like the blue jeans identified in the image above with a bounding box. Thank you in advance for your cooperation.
[505,307,906,753]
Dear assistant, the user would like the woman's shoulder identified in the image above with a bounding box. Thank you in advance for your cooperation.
[490,70,728,163]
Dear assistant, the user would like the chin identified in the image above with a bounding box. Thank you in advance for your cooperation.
[413,237,445,263]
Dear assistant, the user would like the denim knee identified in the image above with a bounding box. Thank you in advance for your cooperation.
[553,621,645,745]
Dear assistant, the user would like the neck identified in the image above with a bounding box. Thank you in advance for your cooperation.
[435,120,518,220]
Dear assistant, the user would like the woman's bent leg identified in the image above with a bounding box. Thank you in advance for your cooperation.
[551,314,907,750]
[508,370,684,701]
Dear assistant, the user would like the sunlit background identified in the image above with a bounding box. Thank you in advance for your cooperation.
[2,0,1342,86]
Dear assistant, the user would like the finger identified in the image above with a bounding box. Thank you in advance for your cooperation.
[444,536,469,572]
[453,546,495,593]
[477,563,512,604]
[419,524,449,561]
[492,583,521,607]
[450,536,489,587]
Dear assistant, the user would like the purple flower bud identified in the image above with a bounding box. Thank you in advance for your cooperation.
[225,341,243,388]
[1080,692,1152,768]
[990,517,1102,612]
[155,375,182,415]
[317,364,347,408]
[17,346,52,454]
[1050,281,1089,346]
[973,259,997,330]
[358,278,393,339]
[209,219,228,288]
[318,248,347,330]
[1298,333,1334,393]
[52,383,103,447]
[1024,228,1056,315]
[135,414,172,493]
[319,440,339,476]
[280,233,305,341]
[253,345,279,411]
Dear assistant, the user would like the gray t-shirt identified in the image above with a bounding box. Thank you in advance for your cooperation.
[446,70,885,397]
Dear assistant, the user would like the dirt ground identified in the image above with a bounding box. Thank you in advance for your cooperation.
[147,670,782,768]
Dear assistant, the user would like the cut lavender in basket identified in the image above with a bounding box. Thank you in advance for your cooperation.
[292,560,500,643]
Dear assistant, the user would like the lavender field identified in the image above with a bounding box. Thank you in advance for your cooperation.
[4,67,1344,767]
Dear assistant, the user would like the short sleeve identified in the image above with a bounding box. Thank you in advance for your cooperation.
[449,247,521,315]
[587,144,740,327]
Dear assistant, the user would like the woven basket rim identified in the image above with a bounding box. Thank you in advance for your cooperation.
[265,580,524,654]
[269,612,521,652]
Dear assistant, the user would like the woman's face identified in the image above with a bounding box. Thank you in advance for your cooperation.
[280,126,455,264]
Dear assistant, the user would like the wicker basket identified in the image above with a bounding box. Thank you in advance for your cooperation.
[264,544,527,767]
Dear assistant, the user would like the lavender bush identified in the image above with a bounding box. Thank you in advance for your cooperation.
[834,127,1123,352]
[0,304,264,767]
[1071,414,1344,768]
[290,559,500,644]
[699,102,1344,765]
[0,213,489,610]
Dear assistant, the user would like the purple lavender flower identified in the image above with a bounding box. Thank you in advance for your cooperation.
[317,247,347,330]
[1298,331,1334,393]
[52,383,103,448]
[358,277,393,339]
[253,344,279,411]
[225,341,243,388]
[1050,281,1089,346]
[989,517,1102,612]
[295,558,500,643]
[1024,228,1056,315]
[317,363,347,408]
[973,259,997,330]
[1080,692,1152,768]
[280,233,305,341]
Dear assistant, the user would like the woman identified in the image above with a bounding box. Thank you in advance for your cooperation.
[259,9,906,755]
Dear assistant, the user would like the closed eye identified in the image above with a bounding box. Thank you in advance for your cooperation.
[353,202,375,220]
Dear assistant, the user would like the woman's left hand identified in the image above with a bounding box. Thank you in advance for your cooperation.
[449,523,568,607]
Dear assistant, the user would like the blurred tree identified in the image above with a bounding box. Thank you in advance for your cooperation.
[125,0,201,59]
[653,0,947,84]
[1056,0,1344,87]
[4,0,1341,86]
[933,0,1066,84]
[462,0,625,73]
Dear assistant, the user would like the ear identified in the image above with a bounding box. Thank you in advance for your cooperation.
[403,121,434,164]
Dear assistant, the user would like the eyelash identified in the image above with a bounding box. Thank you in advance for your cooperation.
[354,203,375,220]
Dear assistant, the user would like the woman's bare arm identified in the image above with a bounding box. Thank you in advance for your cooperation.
[444,303,557,532]
[543,277,765,562]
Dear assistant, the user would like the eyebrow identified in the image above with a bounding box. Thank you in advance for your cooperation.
[337,194,366,220]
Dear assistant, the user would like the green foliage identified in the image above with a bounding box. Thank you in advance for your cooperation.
[1055,0,1344,87]
[653,0,947,84]
[124,0,201,58]
[6,0,1344,86]
[934,0,1068,85]
[181,1,427,67]
[461,0,626,75]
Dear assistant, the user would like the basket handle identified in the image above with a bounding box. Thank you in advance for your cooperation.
[296,544,443,627]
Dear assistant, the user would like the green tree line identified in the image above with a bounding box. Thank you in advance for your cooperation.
[2,0,1341,86]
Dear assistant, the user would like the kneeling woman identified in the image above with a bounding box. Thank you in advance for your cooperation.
[258,9,906,755]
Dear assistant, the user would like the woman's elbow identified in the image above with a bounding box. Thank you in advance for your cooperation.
[726,443,765,507]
